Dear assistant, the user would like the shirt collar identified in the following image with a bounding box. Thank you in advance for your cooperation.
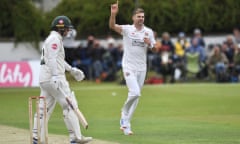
[50,31,63,40]
[132,24,145,33]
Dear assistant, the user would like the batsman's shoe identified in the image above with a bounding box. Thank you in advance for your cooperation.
[123,127,133,136]
[120,118,130,130]
[71,136,93,144]
[32,137,38,144]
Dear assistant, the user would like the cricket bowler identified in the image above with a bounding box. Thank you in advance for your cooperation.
[109,1,157,135]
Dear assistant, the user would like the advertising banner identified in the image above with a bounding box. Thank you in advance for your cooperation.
[0,61,40,87]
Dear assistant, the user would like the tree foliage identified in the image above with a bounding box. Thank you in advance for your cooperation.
[140,0,240,35]
[46,0,240,37]
[1,0,240,43]
[0,0,43,47]
[44,0,126,38]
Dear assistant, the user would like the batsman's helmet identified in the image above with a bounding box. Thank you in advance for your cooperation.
[51,15,73,30]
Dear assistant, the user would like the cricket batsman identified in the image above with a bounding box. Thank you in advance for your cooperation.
[32,15,92,144]
[109,1,157,135]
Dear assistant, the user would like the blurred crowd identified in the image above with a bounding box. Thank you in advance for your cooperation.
[63,29,123,83]
[63,27,240,83]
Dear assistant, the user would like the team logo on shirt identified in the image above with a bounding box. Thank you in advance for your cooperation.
[51,43,57,50]
[132,40,145,47]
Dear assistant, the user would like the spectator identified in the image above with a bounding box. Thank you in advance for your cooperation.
[106,37,118,61]
[89,39,106,83]
[232,46,240,82]
[186,37,207,79]
[222,35,237,64]
[153,32,175,83]
[148,31,161,70]
[115,43,123,71]
[102,37,118,81]
[206,45,229,82]
[222,35,238,77]
[71,35,94,80]
[233,26,240,46]
[175,32,190,57]
[191,28,205,48]
[187,38,206,63]
[86,35,95,48]
[174,32,190,80]
[72,45,92,80]
[154,31,162,50]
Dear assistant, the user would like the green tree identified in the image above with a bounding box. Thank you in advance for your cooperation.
[0,0,43,48]
[45,0,135,38]
[1,0,240,44]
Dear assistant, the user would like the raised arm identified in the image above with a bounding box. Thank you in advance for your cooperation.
[109,0,122,34]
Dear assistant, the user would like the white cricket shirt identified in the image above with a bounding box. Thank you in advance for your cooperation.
[121,25,156,71]
[39,31,65,82]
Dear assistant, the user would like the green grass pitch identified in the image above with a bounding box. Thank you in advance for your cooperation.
[0,82,240,144]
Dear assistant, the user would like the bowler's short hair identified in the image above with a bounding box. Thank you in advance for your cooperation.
[132,8,144,15]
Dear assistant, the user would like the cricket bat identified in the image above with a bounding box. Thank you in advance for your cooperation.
[66,97,88,129]
[59,87,88,129]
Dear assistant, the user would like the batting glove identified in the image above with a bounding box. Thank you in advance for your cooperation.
[70,67,85,81]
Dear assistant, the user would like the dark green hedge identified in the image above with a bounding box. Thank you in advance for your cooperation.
[0,0,43,47]
[46,0,240,37]
[1,0,240,43]
[141,0,240,34]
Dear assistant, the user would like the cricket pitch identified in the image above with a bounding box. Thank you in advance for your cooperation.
[0,125,118,144]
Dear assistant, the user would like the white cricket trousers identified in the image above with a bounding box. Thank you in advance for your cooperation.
[121,68,146,121]
[32,77,82,143]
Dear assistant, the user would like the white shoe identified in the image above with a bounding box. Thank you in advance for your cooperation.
[71,136,93,144]
[120,118,130,130]
[120,118,133,135]
[123,127,133,135]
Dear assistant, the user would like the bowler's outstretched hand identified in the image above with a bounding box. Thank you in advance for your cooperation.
[111,0,119,16]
